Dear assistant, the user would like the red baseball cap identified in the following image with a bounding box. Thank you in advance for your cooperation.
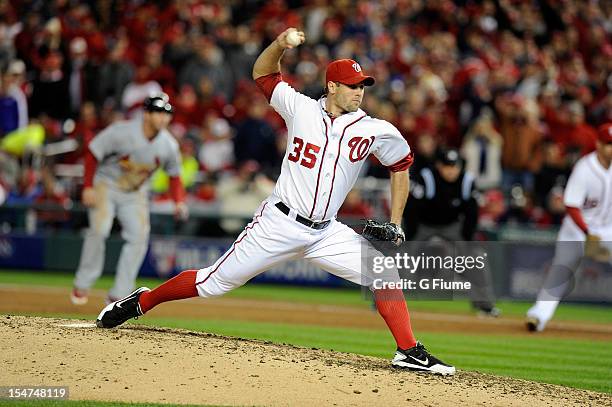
[326,59,375,86]
[598,123,612,143]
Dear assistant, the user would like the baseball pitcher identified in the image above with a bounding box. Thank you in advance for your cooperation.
[71,93,187,305]
[526,123,612,331]
[96,29,455,375]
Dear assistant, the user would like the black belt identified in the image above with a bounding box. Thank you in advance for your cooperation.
[275,202,331,230]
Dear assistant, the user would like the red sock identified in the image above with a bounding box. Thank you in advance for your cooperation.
[374,289,417,350]
[139,270,199,313]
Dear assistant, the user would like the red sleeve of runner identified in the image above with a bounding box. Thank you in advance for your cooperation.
[566,206,588,234]
[169,176,186,203]
[255,73,282,102]
[387,151,414,172]
[83,147,97,188]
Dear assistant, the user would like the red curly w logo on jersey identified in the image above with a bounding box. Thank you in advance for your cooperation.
[348,136,375,162]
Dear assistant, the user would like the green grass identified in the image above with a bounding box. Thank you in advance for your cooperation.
[2,269,612,395]
[1,269,612,324]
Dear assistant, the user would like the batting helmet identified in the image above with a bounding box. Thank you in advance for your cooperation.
[144,93,173,114]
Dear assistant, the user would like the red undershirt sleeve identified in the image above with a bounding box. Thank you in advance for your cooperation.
[566,206,588,234]
[387,151,414,172]
[169,176,186,203]
[83,147,97,188]
[255,73,282,102]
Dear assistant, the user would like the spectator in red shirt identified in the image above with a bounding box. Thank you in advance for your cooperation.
[35,167,72,229]
[143,43,176,92]
[545,100,598,155]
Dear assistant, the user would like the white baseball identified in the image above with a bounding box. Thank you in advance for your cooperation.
[286,30,302,47]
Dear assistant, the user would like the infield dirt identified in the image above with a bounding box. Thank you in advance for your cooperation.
[1,284,611,341]
[2,315,611,407]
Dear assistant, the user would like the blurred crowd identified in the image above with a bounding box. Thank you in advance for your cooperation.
[0,0,610,232]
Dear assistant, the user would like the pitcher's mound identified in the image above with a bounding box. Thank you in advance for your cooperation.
[2,315,608,406]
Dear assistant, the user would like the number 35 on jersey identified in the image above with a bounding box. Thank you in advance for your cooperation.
[287,136,375,169]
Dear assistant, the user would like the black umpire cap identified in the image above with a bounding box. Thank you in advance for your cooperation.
[435,147,462,166]
[144,92,173,114]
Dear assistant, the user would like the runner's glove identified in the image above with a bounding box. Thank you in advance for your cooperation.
[584,234,611,262]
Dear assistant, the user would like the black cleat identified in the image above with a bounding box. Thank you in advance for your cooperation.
[525,316,543,332]
[96,287,150,328]
[392,342,455,375]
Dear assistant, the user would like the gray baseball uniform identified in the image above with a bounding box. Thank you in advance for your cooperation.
[74,119,181,300]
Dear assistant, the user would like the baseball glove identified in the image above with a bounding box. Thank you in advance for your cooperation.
[362,219,405,246]
[584,234,611,262]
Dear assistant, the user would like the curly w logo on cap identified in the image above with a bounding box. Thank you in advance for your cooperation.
[326,59,375,86]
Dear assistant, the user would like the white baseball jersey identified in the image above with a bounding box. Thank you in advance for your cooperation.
[562,151,612,237]
[193,75,409,298]
[529,151,612,328]
[268,80,412,221]
[89,119,181,192]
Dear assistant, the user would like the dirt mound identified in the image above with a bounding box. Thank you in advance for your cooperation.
[2,284,611,341]
[2,316,610,406]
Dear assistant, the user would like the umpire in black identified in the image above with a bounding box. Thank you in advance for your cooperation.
[403,147,499,316]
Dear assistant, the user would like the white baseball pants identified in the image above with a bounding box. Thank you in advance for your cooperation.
[74,181,150,299]
[528,217,612,326]
[195,200,392,297]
